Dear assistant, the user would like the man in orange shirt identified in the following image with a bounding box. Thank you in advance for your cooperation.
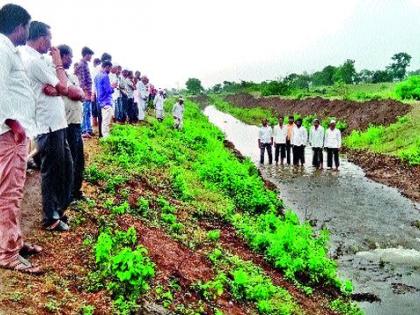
[285,115,295,165]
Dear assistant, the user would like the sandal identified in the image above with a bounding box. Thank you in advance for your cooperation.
[45,220,69,232]
[0,255,43,275]
[20,243,43,256]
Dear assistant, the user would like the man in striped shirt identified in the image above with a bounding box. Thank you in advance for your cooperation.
[0,4,42,274]
[77,46,94,138]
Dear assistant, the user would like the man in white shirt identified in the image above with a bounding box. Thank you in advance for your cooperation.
[137,76,150,122]
[110,65,122,122]
[324,120,342,170]
[172,97,184,129]
[258,119,273,164]
[0,4,42,274]
[58,44,85,200]
[309,118,325,169]
[273,116,287,165]
[153,89,165,122]
[291,118,308,166]
[23,21,74,232]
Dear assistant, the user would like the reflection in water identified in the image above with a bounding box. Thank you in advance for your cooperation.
[204,105,420,315]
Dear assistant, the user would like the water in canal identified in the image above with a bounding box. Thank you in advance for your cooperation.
[204,105,420,315]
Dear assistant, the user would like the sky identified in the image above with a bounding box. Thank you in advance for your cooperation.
[3,0,420,89]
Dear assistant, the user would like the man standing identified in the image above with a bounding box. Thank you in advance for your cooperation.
[77,46,94,138]
[109,64,122,122]
[58,44,85,200]
[291,118,307,167]
[172,97,184,129]
[154,89,165,122]
[273,116,287,165]
[258,119,273,165]
[125,71,136,124]
[137,76,150,122]
[0,3,42,274]
[285,115,295,165]
[324,120,342,171]
[23,21,74,231]
[309,118,324,169]
[94,60,114,138]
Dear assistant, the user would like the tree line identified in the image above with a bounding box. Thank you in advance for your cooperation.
[185,52,416,96]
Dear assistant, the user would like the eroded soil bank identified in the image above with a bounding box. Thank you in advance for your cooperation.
[224,93,411,133]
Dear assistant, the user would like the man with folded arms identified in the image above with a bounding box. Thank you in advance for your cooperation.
[309,118,325,170]
[0,4,42,274]
[22,21,80,231]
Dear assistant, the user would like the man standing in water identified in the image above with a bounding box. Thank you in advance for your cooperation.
[291,118,307,167]
[273,116,287,165]
[324,120,341,171]
[309,118,324,169]
[258,119,273,165]
[285,115,295,165]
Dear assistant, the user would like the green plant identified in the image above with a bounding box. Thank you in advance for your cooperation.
[80,305,95,315]
[94,228,155,314]
[207,229,221,242]
[395,75,420,100]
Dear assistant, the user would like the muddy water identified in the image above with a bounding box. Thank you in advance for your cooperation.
[204,106,420,315]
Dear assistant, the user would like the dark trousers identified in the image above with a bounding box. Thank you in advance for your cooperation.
[312,147,324,168]
[285,139,292,165]
[37,129,74,226]
[127,98,138,123]
[94,101,103,137]
[66,124,85,199]
[260,143,273,164]
[293,145,305,165]
[327,148,340,168]
[275,143,286,163]
[121,95,128,122]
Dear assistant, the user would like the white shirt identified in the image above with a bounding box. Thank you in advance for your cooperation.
[172,102,184,119]
[309,125,325,148]
[109,73,121,100]
[324,128,342,149]
[63,72,82,124]
[291,126,308,146]
[20,45,67,135]
[136,81,149,101]
[273,124,287,144]
[0,34,37,137]
[258,126,273,144]
[154,94,165,111]
[92,64,101,94]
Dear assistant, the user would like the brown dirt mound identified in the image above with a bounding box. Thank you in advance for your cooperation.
[225,93,411,133]
[117,215,248,315]
[345,149,420,202]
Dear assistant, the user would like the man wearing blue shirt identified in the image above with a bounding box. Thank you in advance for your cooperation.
[94,60,114,138]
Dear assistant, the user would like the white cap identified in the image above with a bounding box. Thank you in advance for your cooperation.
[330,120,336,124]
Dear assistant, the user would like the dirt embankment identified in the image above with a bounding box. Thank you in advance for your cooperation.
[345,149,420,202]
[225,93,411,133]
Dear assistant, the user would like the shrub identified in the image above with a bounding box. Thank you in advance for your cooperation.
[395,75,420,100]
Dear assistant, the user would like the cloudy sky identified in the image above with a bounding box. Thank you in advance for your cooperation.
[5,0,420,88]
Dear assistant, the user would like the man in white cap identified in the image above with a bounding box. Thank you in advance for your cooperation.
[309,118,324,169]
[324,119,341,170]
[172,97,184,129]
[291,118,308,167]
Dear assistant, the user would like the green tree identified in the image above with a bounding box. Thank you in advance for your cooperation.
[357,69,374,83]
[311,65,337,86]
[387,52,412,81]
[212,83,222,93]
[371,70,393,83]
[333,59,356,84]
[186,78,204,94]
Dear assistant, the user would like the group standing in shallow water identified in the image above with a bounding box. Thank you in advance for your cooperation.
[258,116,342,170]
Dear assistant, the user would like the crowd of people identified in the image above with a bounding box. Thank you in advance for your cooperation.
[0,3,185,274]
[258,116,342,170]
